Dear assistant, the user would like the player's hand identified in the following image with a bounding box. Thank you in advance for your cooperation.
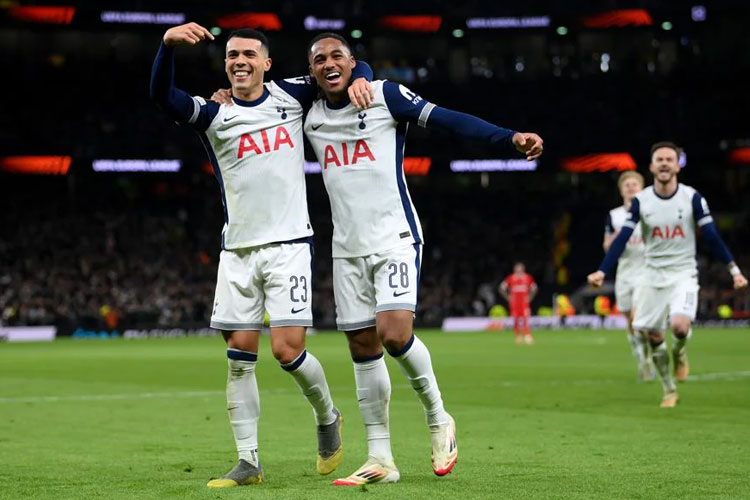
[587,271,605,287]
[211,88,233,105]
[734,273,748,289]
[349,78,375,109]
[163,22,214,47]
[513,132,544,161]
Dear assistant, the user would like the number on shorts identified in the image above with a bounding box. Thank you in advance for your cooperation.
[289,276,308,303]
[388,262,409,289]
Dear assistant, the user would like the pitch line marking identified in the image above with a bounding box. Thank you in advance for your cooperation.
[1,371,748,404]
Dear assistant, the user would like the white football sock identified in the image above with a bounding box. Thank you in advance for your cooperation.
[391,335,449,427]
[226,349,260,465]
[651,341,676,394]
[672,328,692,358]
[353,355,393,462]
[627,332,645,363]
[282,350,337,426]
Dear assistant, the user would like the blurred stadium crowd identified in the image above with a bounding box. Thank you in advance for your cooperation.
[2,2,749,331]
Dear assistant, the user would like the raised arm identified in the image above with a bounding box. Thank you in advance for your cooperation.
[381,81,543,160]
[150,23,217,127]
[693,192,748,289]
[588,199,640,286]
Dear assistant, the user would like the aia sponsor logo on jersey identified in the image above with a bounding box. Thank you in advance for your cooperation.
[651,224,686,240]
[237,126,294,159]
[323,140,375,169]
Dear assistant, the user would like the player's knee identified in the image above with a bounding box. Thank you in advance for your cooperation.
[225,330,256,352]
[272,343,303,364]
[647,331,665,346]
[671,318,691,337]
[346,328,381,359]
[380,330,411,356]
[270,336,305,364]
[376,311,413,354]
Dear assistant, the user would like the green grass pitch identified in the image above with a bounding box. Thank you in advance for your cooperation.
[1,329,749,499]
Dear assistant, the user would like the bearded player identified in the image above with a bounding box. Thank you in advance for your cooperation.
[589,142,747,407]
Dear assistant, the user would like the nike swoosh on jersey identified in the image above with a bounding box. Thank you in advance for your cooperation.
[291,307,307,314]
[223,115,238,123]
[392,291,409,297]
[311,123,323,130]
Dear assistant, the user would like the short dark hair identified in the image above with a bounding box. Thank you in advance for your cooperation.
[227,28,269,55]
[650,141,680,158]
[307,32,352,58]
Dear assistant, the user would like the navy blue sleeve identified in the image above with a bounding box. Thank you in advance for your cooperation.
[381,81,518,151]
[598,198,640,274]
[692,192,735,264]
[274,61,373,110]
[274,75,318,109]
[604,213,614,236]
[352,60,373,82]
[150,41,219,131]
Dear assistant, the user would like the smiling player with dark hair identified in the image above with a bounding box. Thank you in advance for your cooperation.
[302,33,544,486]
[150,22,375,489]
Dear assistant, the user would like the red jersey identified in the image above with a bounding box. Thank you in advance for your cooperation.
[503,273,535,306]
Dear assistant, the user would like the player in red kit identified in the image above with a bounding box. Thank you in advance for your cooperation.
[499,263,538,344]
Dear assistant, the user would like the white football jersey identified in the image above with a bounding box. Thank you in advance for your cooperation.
[624,183,712,281]
[304,80,425,258]
[188,80,313,250]
[605,205,645,281]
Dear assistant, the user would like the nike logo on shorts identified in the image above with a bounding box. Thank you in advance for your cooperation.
[291,307,307,314]
[393,291,408,297]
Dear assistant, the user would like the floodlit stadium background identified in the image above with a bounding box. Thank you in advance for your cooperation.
[2,1,749,340]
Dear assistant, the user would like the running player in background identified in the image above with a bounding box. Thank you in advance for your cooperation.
[499,262,537,345]
[150,23,373,488]
[604,171,655,381]
[304,33,543,485]
[588,142,747,407]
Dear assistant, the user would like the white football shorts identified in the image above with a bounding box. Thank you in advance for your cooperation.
[632,273,699,332]
[614,276,638,313]
[333,244,422,331]
[210,240,313,331]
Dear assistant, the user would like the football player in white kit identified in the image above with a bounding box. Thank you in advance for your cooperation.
[589,142,747,407]
[603,171,655,381]
[150,23,374,488]
[303,33,544,485]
